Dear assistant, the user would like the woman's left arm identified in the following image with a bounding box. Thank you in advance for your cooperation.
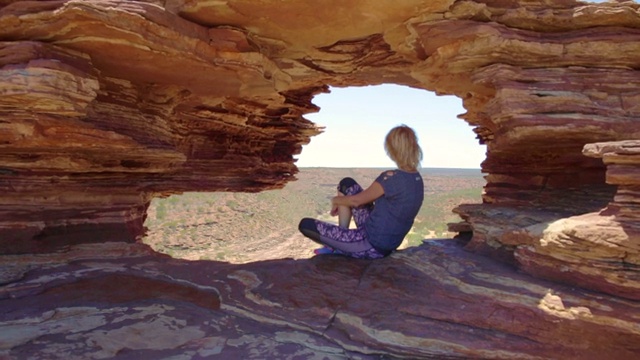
[332,181,384,208]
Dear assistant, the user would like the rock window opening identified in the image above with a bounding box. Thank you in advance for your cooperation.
[144,84,488,261]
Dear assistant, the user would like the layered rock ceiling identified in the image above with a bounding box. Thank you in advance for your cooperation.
[1,0,640,358]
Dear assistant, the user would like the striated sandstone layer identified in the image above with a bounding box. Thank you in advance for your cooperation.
[2,0,640,357]
[1,241,639,359]
[0,0,323,250]
[510,140,640,300]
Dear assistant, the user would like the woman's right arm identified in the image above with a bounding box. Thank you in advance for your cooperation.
[331,181,384,209]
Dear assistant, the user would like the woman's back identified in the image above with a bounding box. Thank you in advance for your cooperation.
[365,169,424,252]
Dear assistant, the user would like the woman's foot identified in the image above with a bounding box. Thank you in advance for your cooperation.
[313,246,335,255]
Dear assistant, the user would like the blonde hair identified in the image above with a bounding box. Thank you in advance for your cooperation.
[384,125,423,171]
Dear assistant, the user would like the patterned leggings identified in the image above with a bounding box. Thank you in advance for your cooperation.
[298,177,386,259]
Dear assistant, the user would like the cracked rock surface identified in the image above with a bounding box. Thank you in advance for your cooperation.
[1,240,638,359]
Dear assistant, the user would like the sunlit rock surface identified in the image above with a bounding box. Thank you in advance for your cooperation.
[2,0,640,357]
[2,241,639,359]
[512,140,640,300]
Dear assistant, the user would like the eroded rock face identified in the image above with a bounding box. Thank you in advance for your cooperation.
[0,0,323,250]
[511,140,640,300]
[1,0,640,357]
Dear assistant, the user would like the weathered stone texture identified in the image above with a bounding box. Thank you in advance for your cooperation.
[515,140,640,300]
[1,241,639,359]
[2,0,640,357]
[0,0,322,250]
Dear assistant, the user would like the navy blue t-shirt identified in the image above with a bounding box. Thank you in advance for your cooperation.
[365,169,424,253]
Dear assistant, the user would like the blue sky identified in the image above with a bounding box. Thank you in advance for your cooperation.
[296,85,486,169]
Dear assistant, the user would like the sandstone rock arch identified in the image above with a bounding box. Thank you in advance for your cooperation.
[2,1,640,358]
[1,0,639,299]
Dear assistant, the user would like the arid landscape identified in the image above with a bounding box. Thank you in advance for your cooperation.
[144,168,485,263]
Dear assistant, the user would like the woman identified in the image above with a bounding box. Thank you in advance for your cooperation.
[298,125,424,259]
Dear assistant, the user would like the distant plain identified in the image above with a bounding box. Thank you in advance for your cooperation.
[143,168,485,263]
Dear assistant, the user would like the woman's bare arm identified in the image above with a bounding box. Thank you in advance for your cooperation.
[331,181,384,209]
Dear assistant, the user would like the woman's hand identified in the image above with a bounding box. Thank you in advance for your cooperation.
[330,196,341,216]
[330,204,340,216]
